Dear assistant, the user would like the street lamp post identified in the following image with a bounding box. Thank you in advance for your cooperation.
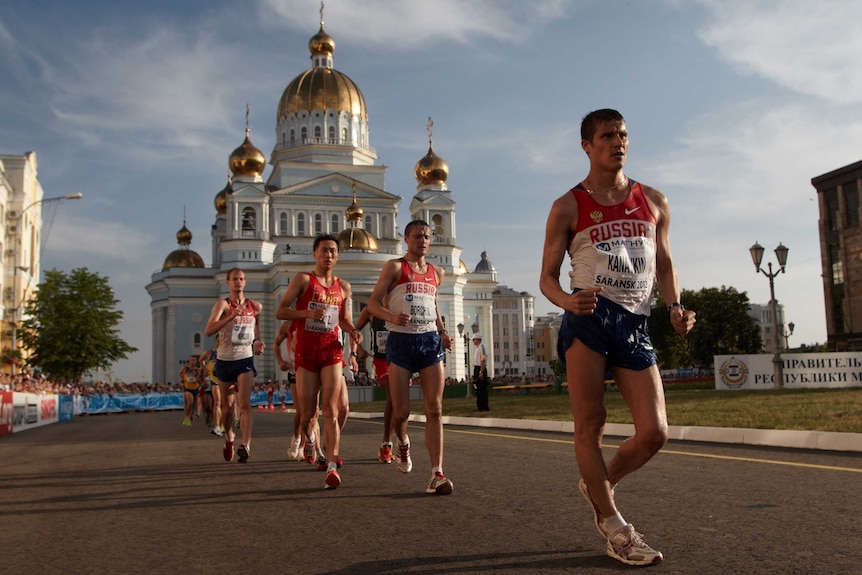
[749,241,789,389]
[456,323,472,397]
[9,193,83,374]
[783,321,795,350]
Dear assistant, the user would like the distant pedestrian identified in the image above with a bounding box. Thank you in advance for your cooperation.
[472,333,490,412]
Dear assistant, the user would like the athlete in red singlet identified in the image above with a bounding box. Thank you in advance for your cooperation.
[276,234,361,490]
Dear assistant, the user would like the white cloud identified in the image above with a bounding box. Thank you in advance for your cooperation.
[259,0,573,47]
[696,0,862,104]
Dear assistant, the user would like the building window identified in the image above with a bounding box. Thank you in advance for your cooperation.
[331,213,340,233]
[279,212,288,235]
[314,125,322,139]
[432,214,444,241]
[342,127,348,142]
[290,129,295,144]
[365,215,373,234]
[826,187,840,231]
[830,242,843,285]
[301,127,308,141]
[381,215,388,238]
[193,333,201,346]
[328,125,336,142]
[241,207,256,237]
[314,213,323,235]
[845,183,859,228]
[297,213,305,236]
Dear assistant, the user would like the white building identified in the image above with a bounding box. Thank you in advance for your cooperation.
[146,16,498,384]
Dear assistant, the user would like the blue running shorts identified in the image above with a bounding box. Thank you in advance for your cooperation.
[386,331,444,373]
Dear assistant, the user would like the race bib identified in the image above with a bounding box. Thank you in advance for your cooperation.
[305,301,339,333]
[375,330,389,354]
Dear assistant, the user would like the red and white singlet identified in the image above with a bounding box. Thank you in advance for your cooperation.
[568,180,657,316]
[217,298,257,361]
[385,259,439,334]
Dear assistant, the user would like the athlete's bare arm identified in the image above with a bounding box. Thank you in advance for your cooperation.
[367,259,409,326]
[432,265,453,352]
[205,299,238,337]
[275,273,317,321]
[643,185,696,336]
[539,191,602,316]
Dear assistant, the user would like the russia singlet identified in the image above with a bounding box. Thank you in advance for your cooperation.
[567,180,657,316]
[295,274,343,351]
[386,259,439,334]
[217,299,256,361]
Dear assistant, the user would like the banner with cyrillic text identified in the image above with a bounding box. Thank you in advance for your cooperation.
[715,353,862,390]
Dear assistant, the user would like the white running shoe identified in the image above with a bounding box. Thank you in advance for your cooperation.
[396,439,412,473]
[287,436,301,460]
[606,524,663,566]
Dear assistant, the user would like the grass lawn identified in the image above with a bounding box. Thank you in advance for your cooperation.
[349,385,862,434]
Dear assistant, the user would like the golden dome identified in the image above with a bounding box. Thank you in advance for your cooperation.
[163,220,205,271]
[337,227,378,252]
[414,146,449,185]
[176,223,192,244]
[278,68,367,120]
[459,259,469,274]
[214,178,230,215]
[163,249,205,271]
[309,25,335,55]
[229,129,266,177]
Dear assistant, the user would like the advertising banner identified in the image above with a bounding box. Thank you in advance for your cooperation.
[0,391,12,435]
[715,352,862,390]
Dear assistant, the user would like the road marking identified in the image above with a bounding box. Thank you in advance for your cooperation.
[355,420,862,474]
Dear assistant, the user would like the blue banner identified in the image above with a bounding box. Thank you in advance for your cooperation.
[74,391,290,415]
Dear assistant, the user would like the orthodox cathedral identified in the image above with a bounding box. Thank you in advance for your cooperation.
[146,14,498,384]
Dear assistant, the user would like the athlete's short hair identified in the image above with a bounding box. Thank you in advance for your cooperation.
[404,219,430,238]
[226,267,245,280]
[313,234,339,252]
[581,109,625,143]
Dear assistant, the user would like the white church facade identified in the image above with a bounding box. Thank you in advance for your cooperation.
[146,16,497,384]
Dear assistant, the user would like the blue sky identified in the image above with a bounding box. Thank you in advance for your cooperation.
[2,0,860,382]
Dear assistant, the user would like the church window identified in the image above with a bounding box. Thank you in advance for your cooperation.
[301,127,308,141]
[365,215,373,234]
[314,213,323,235]
[297,213,306,236]
[314,126,322,139]
[342,127,348,142]
[381,215,388,238]
[193,333,201,347]
[328,125,336,143]
[432,214,444,242]
[290,129,295,144]
[331,213,340,233]
[241,207,256,237]
[279,212,288,235]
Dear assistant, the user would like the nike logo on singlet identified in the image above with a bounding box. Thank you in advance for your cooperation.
[624,207,641,215]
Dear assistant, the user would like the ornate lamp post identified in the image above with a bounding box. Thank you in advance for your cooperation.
[783,321,795,350]
[457,323,471,397]
[10,193,83,374]
[749,241,789,389]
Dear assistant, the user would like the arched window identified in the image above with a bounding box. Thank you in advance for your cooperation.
[301,126,308,141]
[328,125,336,143]
[297,213,305,236]
[342,127,348,142]
[193,333,202,346]
[279,212,288,235]
[331,213,340,233]
[314,125,322,139]
[289,129,295,144]
[365,215,373,234]
[241,207,256,237]
[381,215,388,238]
[432,214,445,242]
[314,213,323,235]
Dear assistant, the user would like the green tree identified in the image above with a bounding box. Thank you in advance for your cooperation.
[650,286,762,369]
[19,267,137,382]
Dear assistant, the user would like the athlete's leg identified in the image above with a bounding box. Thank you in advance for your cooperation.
[218,381,237,440]
[319,363,344,463]
[388,362,412,444]
[297,367,322,444]
[236,370,255,447]
[380,374,393,442]
[566,340,616,518]
[212,384,222,429]
[418,361,445,469]
[337,375,349,431]
[606,364,668,485]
